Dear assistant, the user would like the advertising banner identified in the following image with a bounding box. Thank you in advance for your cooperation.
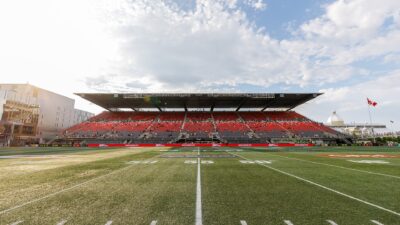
[87,143,314,148]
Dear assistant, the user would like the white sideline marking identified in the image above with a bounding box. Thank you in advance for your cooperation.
[371,220,384,225]
[239,160,255,164]
[195,157,203,225]
[228,152,400,217]
[56,220,67,225]
[105,221,113,225]
[256,160,271,164]
[326,220,338,225]
[10,221,23,225]
[284,220,294,225]
[271,154,400,180]
[0,154,160,215]
[240,220,248,225]
[150,220,158,225]
[185,160,198,164]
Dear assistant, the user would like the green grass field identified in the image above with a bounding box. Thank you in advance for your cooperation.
[0,146,399,225]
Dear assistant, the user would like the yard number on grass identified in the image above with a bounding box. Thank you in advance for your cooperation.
[185,160,214,164]
[348,160,389,164]
[239,160,272,164]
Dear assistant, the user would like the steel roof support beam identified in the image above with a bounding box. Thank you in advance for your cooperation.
[235,98,247,111]
[261,99,277,111]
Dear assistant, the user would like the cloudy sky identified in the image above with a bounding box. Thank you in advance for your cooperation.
[0,0,399,131]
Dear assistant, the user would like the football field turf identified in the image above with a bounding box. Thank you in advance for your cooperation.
[0,146,399,225]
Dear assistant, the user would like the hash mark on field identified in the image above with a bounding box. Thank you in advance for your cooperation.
[56,220,67,225]
[240,220,247,225]
[284,220,294,225]
[10,221,23,225]
[105,221,113,225]
[371,220,384,225]
[326,220,338,225]
[150,220,157,225]
[228,152,400,217]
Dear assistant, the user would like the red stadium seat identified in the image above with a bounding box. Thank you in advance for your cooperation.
[212,112,239,121]
[64,110,341,142]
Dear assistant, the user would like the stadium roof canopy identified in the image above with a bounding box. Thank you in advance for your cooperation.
[75,93,322,111]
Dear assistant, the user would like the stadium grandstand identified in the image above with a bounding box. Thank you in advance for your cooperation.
[57,93,351,146]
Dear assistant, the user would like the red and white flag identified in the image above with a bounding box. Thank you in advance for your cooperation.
[367,98,377,107]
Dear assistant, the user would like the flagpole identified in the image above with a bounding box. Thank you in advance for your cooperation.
[367,99,376,143]
[389,121,395,138]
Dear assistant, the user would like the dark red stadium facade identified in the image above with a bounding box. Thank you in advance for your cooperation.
[58,93,351,147]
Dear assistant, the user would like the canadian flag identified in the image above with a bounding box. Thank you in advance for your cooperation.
[367,98,377,107]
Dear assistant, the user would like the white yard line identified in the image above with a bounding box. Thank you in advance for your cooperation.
[56,220,67,225]
[105,221,113,225]
[195,151,203,225]
[326,220,338,225]
[371,220,385,225]
[284,220,294,225]
[227,152,400,217]
[0,154,161,215]
[10,221,23,225]
[150,220,158,225]
[240,220,248,225]
[270,154,400,180]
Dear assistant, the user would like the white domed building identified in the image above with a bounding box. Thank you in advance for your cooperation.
[327,111,344,126]
[325,111,386,137]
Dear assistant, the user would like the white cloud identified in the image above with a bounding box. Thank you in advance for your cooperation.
[86,0,303,92]
[244,0,267,11]
[3,0,398,93]
[297,0,400,66]
[89,0,391,92]
[301,0,400,42]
